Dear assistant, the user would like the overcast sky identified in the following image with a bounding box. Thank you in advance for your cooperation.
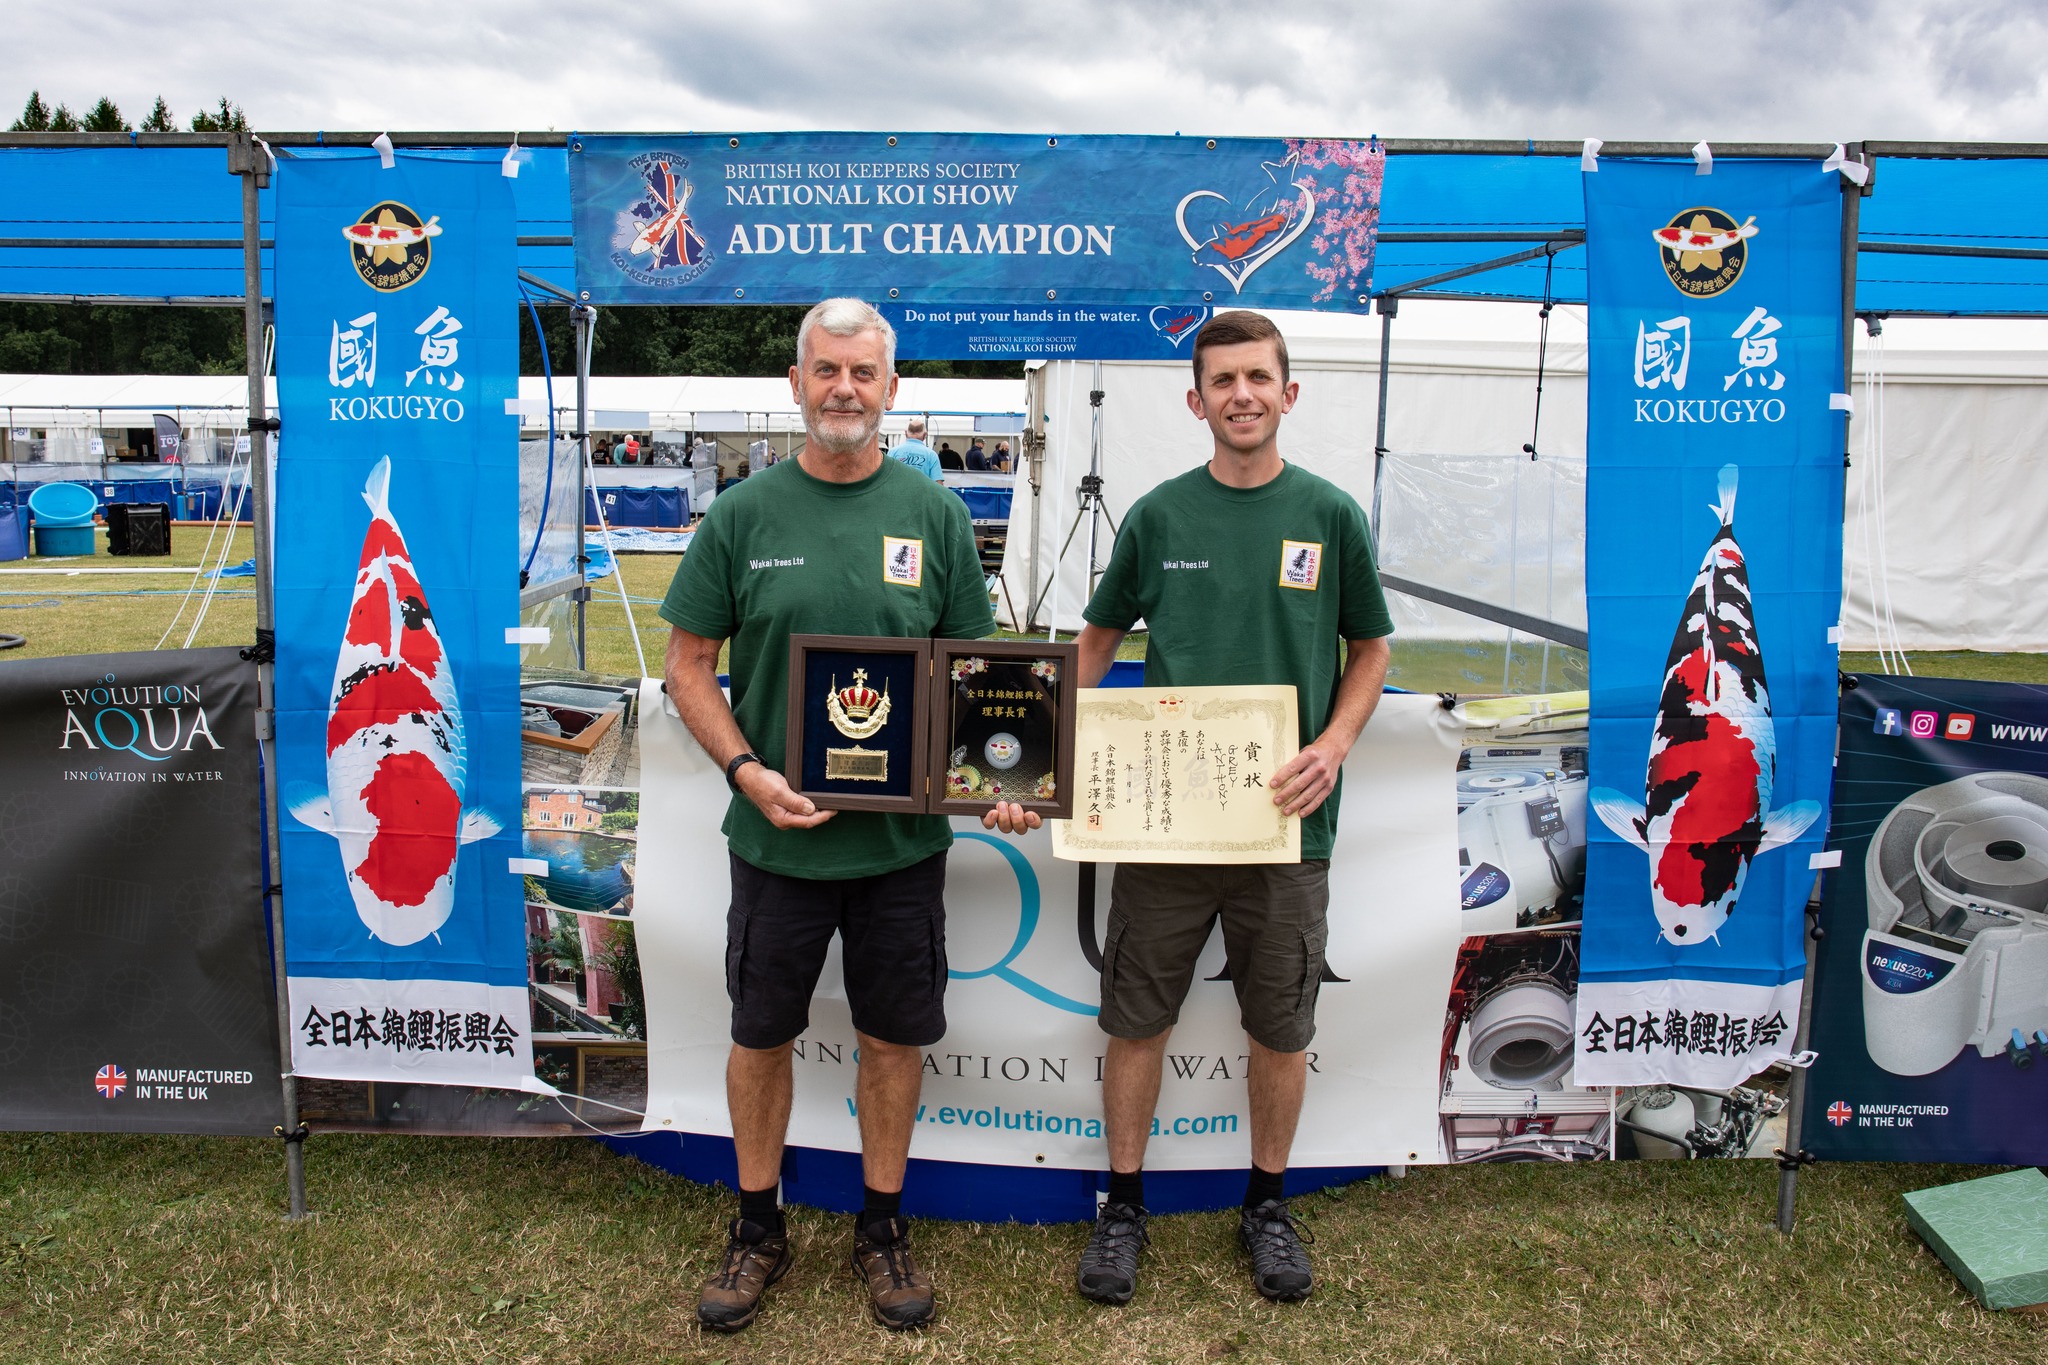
[10,1,2048,142]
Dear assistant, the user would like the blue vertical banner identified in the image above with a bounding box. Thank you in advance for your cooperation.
[1576,159,1846,1087]
[273,153,537,1090]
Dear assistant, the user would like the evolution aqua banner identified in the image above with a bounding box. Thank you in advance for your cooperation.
[273,152,540,1091]
[1803,676,2048,1165]
[0,648,282,1136]
[634,682,1463,1174]
[1575,159,1846,1088]
[569,135,1382,311]
[884,302,1213,362]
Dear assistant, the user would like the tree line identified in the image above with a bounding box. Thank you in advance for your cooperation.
[10,91,247,133]
[0,92,1019,380]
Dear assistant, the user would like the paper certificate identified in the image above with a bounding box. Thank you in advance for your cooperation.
[1051,685,1300,864]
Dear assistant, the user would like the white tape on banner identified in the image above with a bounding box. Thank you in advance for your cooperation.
[508,857,549,876]
[372,132,395,170]
[1692,141,1713,176]
[1581,138,1602,173]
[501,137,525,179]
[504,398,547,417]
[1823,143,1870,187]
[1830,392,1854,414]
[1827,625,1844,644]
[505,626,550,645]
[1808,849,1844,870]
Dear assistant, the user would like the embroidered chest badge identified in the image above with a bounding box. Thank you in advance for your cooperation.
[882,535,924,587]
[1279,539,1323,590]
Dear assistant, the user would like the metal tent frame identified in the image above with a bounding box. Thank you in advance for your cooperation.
[6,129,2048,1230]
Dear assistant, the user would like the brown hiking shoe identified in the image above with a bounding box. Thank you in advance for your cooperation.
[696,1218,792,1332]
[850,1215,935,1330]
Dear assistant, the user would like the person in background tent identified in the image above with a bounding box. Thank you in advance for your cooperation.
[966,438,990,470]
[660,298,1039,1335]
[611,433,634,465]
[1069,310,1393,1307]
[992,440,1012,472]
[937,441,965,470]
[887,417,943,481]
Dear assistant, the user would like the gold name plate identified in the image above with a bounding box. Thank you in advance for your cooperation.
[824,746,889,782]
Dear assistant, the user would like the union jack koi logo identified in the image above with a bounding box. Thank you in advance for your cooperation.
[1826,1101,1853,1126]
[1591,464,1820,946]
[94,1064,126,1098]
[627,159,708,271]
[288,457,498,946]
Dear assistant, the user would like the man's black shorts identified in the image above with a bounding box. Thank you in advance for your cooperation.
[725,850,949,1050]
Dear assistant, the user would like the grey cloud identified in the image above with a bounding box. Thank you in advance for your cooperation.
[9,0,2048,142]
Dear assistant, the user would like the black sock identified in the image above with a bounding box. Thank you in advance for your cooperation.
[860,1185,902,1235]
[1107,1169,1145,1210]
[1244,1165,1285,1210]
[738,1184,783,1234]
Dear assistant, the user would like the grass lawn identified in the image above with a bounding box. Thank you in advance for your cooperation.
[2,1132,2043,1364]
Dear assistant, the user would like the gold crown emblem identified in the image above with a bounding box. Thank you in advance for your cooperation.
[827,669,892,739]
[837,669,881,722]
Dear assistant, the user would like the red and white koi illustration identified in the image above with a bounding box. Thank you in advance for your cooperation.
[1651,216,1757,258]
[1591,464,1819,945]
[341,216,443,249]
[289,457,497,945]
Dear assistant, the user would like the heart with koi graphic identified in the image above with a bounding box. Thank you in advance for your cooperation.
[1148,305,1210,349]
[1174,152,1317,294]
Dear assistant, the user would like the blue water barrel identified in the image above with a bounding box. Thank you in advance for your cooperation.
[27,482,98,528]
[0,505,27,562]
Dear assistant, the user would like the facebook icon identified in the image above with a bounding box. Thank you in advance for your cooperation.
[1874,707,1905,737]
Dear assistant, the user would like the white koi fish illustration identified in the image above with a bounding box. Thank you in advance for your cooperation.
[341,216,442,249]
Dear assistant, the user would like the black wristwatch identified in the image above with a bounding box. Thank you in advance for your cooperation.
[724,751,764,791]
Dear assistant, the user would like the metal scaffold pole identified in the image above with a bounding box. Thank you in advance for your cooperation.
[228,132,307,1220]
[1776,145,1871,1238]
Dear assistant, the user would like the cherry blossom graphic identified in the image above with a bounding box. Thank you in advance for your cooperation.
[1287,139,1386,305]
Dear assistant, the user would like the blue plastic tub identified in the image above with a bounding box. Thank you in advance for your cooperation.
[27,481,99,528]
[33,524,96,557]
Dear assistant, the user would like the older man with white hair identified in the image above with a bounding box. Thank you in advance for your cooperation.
[660,298,1035,1333]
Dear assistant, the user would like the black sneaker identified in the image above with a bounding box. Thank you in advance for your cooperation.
[697,1217,792,1332]
[1075,1201,1149,1304]
[1238,1199,1315,1301]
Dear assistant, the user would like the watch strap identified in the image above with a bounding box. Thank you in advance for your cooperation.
[724,751,764,791]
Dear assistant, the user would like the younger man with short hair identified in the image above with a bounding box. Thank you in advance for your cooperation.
[1072,310,1392,1305]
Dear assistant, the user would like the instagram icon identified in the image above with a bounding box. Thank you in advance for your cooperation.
[1909,711,1939,738]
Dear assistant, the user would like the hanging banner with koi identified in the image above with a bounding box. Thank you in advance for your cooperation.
[569,134,1382,311]
[273,153,541,1092]
[1576,158,1847,1088]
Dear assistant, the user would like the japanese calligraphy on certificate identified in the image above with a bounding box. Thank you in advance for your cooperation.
[1051,685,1299,863]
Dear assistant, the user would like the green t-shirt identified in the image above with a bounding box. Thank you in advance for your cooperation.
[1083,462,1393,859]
[659,456,996,879]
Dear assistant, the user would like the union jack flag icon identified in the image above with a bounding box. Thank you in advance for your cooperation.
[628,160,707,271]
[94,1064,127,1098]
[1825,1101,1853,1127]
